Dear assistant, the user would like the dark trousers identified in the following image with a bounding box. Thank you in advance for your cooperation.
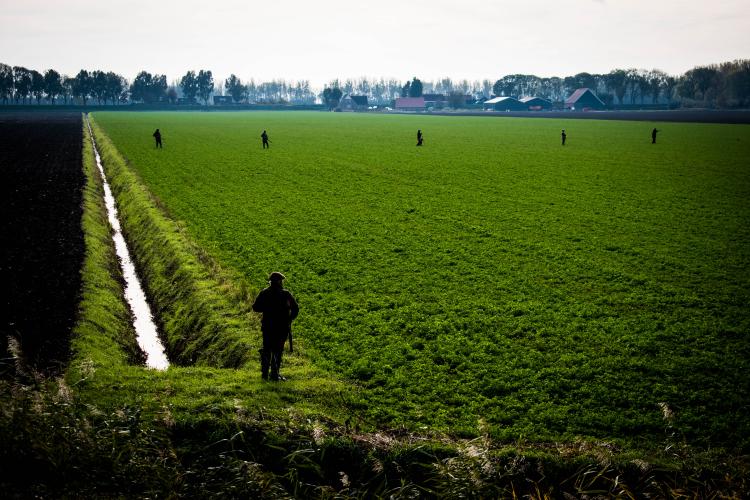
[262,140,269,149]
[260,332,286,380]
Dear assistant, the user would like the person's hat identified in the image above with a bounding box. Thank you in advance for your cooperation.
[268,272,286,282]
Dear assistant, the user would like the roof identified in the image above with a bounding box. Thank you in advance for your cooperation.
[350,95,368,106]
[395,97,425,107]
[565,88,604,105]
[519,96,551,104]
[484,96,518,104]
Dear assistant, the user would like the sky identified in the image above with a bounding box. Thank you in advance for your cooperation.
[1,0,748,89]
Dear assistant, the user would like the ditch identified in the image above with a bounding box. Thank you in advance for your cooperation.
[85,114,168,370]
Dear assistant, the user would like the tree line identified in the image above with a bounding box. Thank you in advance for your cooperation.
[487,62,749,107]
[0,65,318,106]
[1,60,748,108]
[322,61,749,108]
[0,66,127,105]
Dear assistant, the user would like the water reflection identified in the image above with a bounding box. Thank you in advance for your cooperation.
[86,116,169,370]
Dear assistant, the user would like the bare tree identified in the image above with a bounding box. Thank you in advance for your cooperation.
[12,66,31,104]
[62,75,74,104]
[661,76,678,104]
[604,70,626,105]
[646,69,668,103]
[196,70,214,105]
[225,74,246,103]
[72,69,93,104]
[43,69,63,104]
[105,72,126,105]
[179,71,199,103]
[91,70,108,104]
[0,63,13,104]
[481,79,493,98]
[30,70,45,104]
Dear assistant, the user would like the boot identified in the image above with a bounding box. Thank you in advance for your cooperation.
[270,350,284,381]
[259,348,269,380]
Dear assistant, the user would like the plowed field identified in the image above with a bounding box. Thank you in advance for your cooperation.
[0,112,84,372]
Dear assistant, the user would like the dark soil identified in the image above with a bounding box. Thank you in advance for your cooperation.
[0,112,84,375]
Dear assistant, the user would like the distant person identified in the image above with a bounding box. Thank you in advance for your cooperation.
[416,129,423,146]
[651,128,659,144]
[252,272,299,381]
[153,128,162,148]
[261,130,270,149]
[561,129,566,146]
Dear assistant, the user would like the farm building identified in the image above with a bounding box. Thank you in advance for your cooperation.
[395,97,425,111]
[456,94,475,106]
[483,96,527,111]
[213,95,233,105]
[338,94,369,111]
[564,88,605,110]
[423,93,446,109]
[520,96,552,110]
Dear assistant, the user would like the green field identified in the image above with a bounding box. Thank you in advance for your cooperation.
[93,111,750,449]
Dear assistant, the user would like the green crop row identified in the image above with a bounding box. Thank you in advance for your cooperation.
[4,113,743,496]
[91,111,750,453]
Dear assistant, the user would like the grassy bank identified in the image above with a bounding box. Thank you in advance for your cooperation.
[88,115,262,368]
[3,115,747,497]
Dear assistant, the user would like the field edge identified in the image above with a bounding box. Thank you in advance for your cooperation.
[89,114,264,368]
[67,115,144,378]
[1,113,747,497]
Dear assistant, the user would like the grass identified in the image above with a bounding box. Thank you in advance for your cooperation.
[3,111,748,496]
[91,111,750,451]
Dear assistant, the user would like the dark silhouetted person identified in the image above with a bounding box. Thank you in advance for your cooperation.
[651,128,658,144]
[153,129,162,148]
[561,129,566,146]
[416,129,423,146]
[252,272,298,381]
[261,130,269,149]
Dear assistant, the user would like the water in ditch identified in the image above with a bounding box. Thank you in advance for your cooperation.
[86,116,169,370]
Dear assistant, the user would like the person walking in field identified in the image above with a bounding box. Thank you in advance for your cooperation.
[252,272,299,381]
[153,128,162,148]
[651,128,659,144]
[261,130,270,149]
[416,129,423,146]
[561,129,566,146]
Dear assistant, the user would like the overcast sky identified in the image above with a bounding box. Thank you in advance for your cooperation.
[1,0,748,88]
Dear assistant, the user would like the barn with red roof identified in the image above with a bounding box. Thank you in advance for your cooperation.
[564,88,605,110]
[395,97,425,111]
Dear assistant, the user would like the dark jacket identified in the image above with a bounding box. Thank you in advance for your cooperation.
[252,286,299,335]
